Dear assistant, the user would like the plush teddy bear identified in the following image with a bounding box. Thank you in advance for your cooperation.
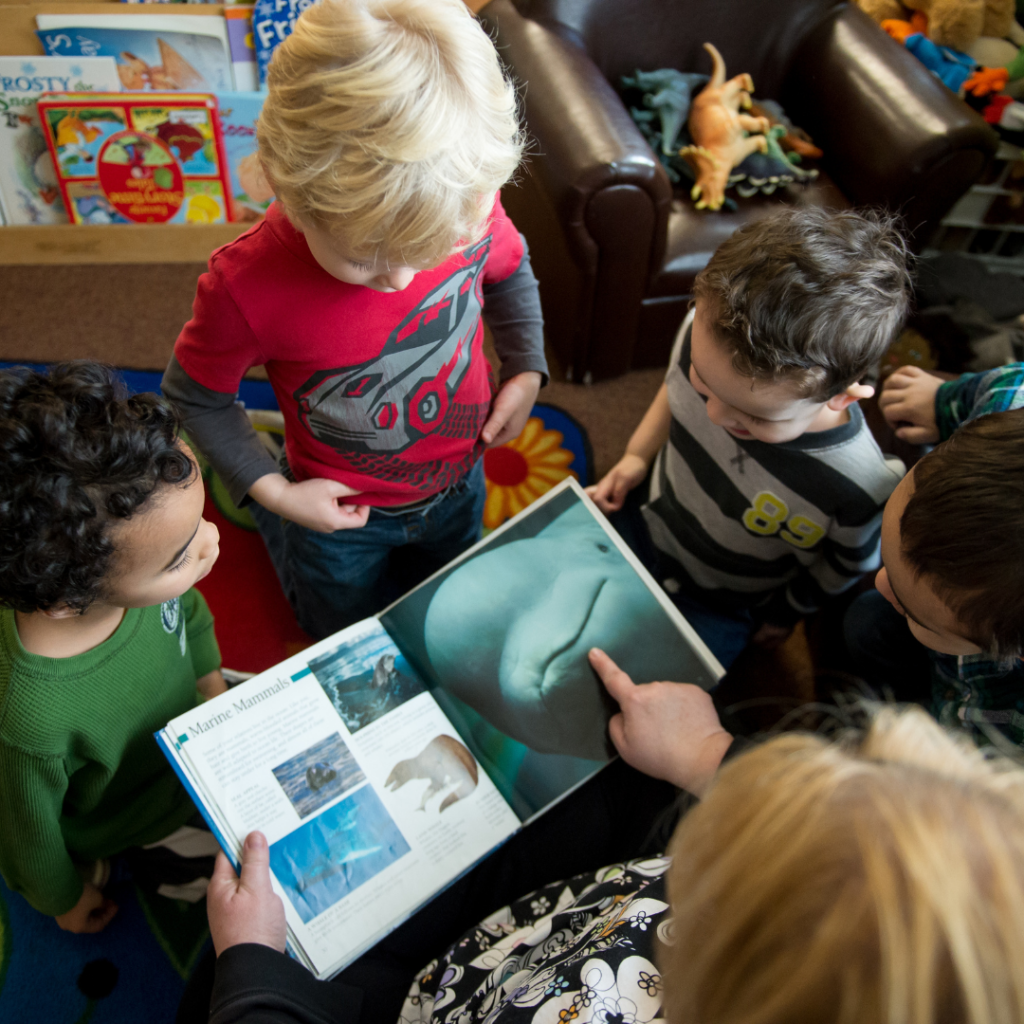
[855,0,1016,52]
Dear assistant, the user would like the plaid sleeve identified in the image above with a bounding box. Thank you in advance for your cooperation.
[935,363,1024,440]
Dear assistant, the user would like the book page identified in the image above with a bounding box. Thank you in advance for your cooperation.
[163,619,520,977]
[380,478,724,823]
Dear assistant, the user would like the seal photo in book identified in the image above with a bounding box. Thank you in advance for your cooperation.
[385,735,479,812]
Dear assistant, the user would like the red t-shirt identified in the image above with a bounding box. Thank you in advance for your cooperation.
[174,198,524,505]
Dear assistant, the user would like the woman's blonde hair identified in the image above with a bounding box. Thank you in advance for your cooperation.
[662,706,1024,1024]
[256,0,524,267]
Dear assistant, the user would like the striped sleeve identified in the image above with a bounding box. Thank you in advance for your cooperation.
[935,363,1024,440]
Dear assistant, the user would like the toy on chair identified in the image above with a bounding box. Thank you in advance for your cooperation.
[857,0,1019,52]
[679,43,770,211]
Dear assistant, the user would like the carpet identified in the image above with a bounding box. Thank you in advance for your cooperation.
[0,363,592,1024]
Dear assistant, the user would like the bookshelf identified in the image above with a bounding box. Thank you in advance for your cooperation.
[0,0,249,264]
[0,222,248,263]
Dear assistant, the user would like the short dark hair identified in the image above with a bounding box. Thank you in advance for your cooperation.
[693,207,913,400]
[0,362,195,613]
[901,409,1024,659]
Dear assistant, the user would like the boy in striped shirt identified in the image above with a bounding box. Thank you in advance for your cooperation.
[588,208,911,669]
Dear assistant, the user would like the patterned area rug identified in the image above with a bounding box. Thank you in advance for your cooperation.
[0,364,591,1024]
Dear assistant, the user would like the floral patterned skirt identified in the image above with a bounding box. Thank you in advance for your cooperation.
[400,857,671,1024]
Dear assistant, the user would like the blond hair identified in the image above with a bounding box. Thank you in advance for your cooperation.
[661,706,1024,1024]
[256,0,524,267]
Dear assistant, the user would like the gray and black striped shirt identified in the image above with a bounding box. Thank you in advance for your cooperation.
[642,311,905,626]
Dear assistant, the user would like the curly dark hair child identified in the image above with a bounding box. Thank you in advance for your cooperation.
[0,362,195,614]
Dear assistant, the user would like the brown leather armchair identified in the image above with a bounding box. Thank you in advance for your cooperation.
[480,0,998,380]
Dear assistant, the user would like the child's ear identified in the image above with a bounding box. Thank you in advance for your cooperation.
[237,153,275,204]
[826,382,875,411]
[39,604,80,620]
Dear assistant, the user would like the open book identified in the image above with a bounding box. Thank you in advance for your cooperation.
[156,479,723,979]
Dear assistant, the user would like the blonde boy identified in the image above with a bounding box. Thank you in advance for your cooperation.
[163,0,546,638]
[589,208,911,669]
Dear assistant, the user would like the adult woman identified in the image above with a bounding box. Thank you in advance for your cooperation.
[197,652,1024,1024]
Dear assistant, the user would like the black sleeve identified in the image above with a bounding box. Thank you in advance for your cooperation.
[209,944,364,1024]
[162,354,279,508]
[720,735,757,763]
[481,236,549,385]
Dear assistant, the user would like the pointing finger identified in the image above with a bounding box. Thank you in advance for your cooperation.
[589,648,635,700]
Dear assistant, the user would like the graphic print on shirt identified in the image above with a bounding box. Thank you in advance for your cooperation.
[160,596,187,656]
[741,490,826,550]
[293,237,490,461]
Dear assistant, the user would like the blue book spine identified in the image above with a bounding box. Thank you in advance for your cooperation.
[154,729,239,871]
[251,0,314,85]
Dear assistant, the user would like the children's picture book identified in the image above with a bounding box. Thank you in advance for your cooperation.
[156,478,723,979]
[37,13,234,91]
[216,90,268,221]
[252,0,314,85]
[0,57,121,225]
[38,92,232,224]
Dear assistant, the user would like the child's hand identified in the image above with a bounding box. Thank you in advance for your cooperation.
[207,831,286,957]
[878,367,943,444]
[589,648,732,797]
[585,454,648,513]
[197,669,228,700]
[55,882,118,934]
[481,371,542,447]
[250,474,371,533]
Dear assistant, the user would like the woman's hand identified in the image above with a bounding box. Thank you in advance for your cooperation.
[207,831,287,956]
[590,648,732,797]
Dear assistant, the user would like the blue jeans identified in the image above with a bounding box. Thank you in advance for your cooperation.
[249,460,486,639]
[664,589,753,674]
[607,488,752,673]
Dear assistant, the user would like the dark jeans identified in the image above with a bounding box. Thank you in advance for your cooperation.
[608,483,752,672]
[842,589,932,704]
[250,461,487,639]
[176,760,680,1024]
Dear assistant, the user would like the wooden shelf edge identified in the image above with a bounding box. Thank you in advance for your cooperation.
[0,222,251,264]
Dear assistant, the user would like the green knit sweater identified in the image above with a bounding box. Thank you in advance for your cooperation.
[0,588,221,916]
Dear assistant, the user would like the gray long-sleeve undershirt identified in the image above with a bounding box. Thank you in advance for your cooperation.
[163,239,547,507]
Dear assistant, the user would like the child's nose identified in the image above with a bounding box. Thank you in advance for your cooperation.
[378,267,416,291]
[704,394,733,427]
[875,568,898,611]
[198,520,220,558]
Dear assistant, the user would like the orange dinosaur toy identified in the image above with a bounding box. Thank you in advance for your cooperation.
[679,43,770,211]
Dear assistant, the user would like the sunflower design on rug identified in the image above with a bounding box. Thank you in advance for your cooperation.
[482,414,580,531]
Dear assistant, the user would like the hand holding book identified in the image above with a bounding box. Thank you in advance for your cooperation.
[157,480,725,977]
[208,831,287,957]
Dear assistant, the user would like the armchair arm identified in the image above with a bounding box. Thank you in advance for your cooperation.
[784,4,997,238]
[479,0,673,377]
[481,0,672,256]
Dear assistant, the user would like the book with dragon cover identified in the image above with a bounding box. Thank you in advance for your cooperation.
[37,92,233,224]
